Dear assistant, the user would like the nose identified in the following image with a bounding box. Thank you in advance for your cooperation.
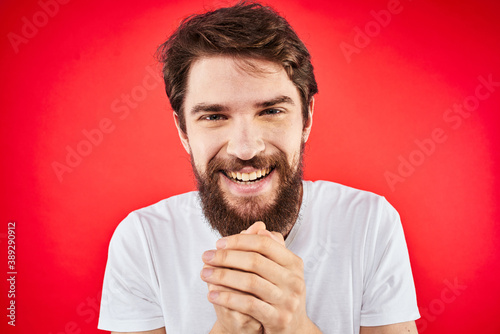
[226,119,265,160]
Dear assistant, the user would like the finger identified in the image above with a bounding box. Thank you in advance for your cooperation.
[203,266,242,294]
[208,289,275,325]
[207,282,239,293]
[202,249,287,285]
[204,264,282,298]
[214,234,299,268]
[204,268,248,295]
[270,231,285,245]
[240,221,266,235]
[207,284,263,330]
[257,229,285,246]
[248,221,266,233]
[213,304,262,332]
[201,267,282,304]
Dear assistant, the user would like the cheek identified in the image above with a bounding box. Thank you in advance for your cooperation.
[267,127,304,165]
[188,130,226,170]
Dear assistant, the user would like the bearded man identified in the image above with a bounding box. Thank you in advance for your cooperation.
[98,2,420,333]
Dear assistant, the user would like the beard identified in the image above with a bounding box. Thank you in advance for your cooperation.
[192,145,304,237]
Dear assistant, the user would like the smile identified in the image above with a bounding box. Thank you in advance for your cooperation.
[223,167,273,183]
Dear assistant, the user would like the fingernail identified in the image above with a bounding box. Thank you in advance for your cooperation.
[201,268,213,278]
[208,291,219,301]
[203,250,215,261]
[216,238,227,249]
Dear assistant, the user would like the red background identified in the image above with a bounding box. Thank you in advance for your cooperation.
[1,0,499,333]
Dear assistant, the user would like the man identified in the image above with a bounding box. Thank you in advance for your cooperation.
[98,2,420,333]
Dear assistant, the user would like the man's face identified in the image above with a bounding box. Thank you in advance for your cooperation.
[176,56,313,236]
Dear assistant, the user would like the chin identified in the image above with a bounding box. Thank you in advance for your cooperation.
[229,195,274,215]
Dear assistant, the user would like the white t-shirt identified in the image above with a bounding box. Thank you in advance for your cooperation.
[98,180,420,333]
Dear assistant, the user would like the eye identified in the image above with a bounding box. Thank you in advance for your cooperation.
[261,108,283,116]
[201,114,227,121]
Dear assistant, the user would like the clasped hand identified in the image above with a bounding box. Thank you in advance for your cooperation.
[202,222,318,334]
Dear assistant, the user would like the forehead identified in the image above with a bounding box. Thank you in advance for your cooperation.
[184,56,300,108]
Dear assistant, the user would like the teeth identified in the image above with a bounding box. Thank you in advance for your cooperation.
[227,168,271,182]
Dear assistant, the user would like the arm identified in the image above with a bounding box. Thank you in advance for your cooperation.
[360,321,417,334]
[111,328,166,334]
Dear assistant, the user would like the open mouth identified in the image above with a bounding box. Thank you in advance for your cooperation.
[222,167,274,183]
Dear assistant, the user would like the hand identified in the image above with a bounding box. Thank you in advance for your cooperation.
[205,270,263,334]
[202,222,321,333]
[205,222,268,334]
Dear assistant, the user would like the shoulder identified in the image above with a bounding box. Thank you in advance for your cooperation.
[301,180,400,240]
[134,190,200,220]
[110,191,202,244]
[304,180,394,214]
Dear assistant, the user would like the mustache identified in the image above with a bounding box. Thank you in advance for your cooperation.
[205,152,285,175]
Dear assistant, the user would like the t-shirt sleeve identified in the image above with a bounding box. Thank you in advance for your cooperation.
[360,197,420,326]
[98,212,165,332]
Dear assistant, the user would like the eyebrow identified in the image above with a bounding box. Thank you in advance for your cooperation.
[190,103,228,115]
[255,95,295,109]
[189,95,295,115]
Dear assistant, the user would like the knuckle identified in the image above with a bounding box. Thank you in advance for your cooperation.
[216,268,226,282]
[250,320,262,331]
[244,295,258,314]
[220,291,231,304]
[269,286,283,302]
[289,275,305,294]
[276,312,293,328]
[288,296,300,312]
[240,313,253,324]
[233,311,245,322]
[248,253,262,271]
[259,235,273,250]
[218,249,229,264]
[232,234,243,248]
[246,273,259,290]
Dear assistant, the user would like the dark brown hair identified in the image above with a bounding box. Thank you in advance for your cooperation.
[156,1,318,132]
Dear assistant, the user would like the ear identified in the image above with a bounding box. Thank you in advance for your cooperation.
[173,112,191,154]
[302,97,314,143]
